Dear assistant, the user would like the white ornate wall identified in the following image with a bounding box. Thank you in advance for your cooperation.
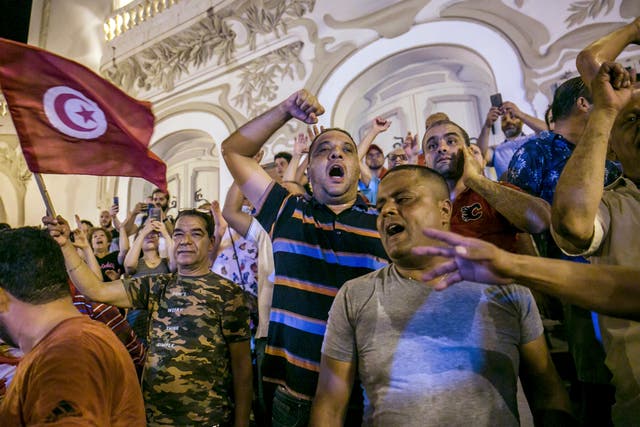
[0,0,638,226]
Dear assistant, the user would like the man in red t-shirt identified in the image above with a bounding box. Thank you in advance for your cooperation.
[422,119,550,252]
[0,227,145,425]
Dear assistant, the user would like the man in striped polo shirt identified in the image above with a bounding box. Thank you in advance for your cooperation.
[222,89,389,426]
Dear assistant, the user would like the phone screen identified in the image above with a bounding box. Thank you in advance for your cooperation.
[150,207,162,221]
[490,93,503,108]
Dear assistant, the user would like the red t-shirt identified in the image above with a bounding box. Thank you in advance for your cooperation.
[0,316,145,425]
[450,184,521,252]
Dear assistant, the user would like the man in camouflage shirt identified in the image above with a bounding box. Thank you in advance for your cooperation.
[45,209,252,426]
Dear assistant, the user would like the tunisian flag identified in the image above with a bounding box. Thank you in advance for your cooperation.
[0,38,167,192]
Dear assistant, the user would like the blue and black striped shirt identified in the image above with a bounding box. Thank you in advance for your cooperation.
[256,183,388,399]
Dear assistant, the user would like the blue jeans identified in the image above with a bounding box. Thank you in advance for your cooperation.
[271,387,311,427]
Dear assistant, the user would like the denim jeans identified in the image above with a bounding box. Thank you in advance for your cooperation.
[271,387,311,427]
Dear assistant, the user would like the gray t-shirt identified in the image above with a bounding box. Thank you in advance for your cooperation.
[322,265,543,426]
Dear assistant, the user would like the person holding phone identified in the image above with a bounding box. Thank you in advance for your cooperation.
[476,94,547,180]
[98,199,122,252]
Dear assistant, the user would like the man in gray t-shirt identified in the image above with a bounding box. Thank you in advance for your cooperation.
[310,165,574,426]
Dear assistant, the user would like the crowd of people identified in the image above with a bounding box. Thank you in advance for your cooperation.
[0,17,639,427]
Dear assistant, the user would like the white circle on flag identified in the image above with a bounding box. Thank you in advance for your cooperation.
[43,86,107,140]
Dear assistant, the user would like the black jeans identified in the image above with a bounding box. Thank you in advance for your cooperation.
[271,387,311,427]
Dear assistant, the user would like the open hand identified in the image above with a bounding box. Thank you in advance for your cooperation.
[412,228,514,290]
[293,133,310,156]
[71,214,90,249]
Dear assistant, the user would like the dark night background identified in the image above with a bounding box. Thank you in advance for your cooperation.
[0,0,33,43]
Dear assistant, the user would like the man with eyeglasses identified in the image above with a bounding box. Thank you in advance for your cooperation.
[44,209,252,427]
[386,147,410,169]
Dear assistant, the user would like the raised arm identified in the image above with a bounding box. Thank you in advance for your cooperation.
[414,228,640,320]
[43,215,132,308]
[576,17,640,91]
[71,215,103,280]
[283,132,310,185]
[309,354,356,427]
[502,101,547,133]
[357,117,391,162]
[403,131,420,164]
[222,182,253,237]
[118,224,130,267]
[121,202,146,236]
[221,89,324,210]
[209,200,228,263]
[552,62,635,252]
[157,220,176,272]
[477,107,500,163]
[462,145,550,234]
[110,203,122,230]
[123,221,155,275]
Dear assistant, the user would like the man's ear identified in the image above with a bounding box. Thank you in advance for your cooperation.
[576,96,591,113]
[439,199,452,228]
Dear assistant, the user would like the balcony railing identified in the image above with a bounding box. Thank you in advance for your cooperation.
[104,0,180,41]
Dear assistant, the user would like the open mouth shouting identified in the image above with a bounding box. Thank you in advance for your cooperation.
[328,164,345,182]
[385,222,405,238]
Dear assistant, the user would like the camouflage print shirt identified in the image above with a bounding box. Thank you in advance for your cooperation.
[123,272,250,426]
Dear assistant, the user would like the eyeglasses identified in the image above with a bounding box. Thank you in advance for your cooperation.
[388,154,408,162]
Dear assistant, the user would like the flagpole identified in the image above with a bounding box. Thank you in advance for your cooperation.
[34,173,57,217]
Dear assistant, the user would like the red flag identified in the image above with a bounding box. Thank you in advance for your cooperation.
[0,38,167,192]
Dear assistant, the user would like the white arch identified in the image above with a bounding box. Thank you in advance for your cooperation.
[117,109,234,209]
[318,20,531,126]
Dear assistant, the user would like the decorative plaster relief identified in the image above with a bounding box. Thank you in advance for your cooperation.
[103,0,315,94]
[565,0,615,27]
[232,42,305,118]
[0,142,32,187]
[620,0,640,18]
[323,0,430,39]
[104,12,236,92]
[440,0,635,103]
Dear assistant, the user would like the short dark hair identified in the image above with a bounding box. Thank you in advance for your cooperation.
[80,219,94,228]
[152,188,170,200]
[88,227,112,244]
[0,227,70,303]
[0,223,10,231]
[308,127,356,157]
[381,164,450,201]
[175,209,215,238]
[551,76,592,122]
[274,152,293,163]
[421,119,471,150]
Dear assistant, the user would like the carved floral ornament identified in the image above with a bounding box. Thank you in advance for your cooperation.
[103,0,314,97]
[0,143,32,185]
[514,0,637,27]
